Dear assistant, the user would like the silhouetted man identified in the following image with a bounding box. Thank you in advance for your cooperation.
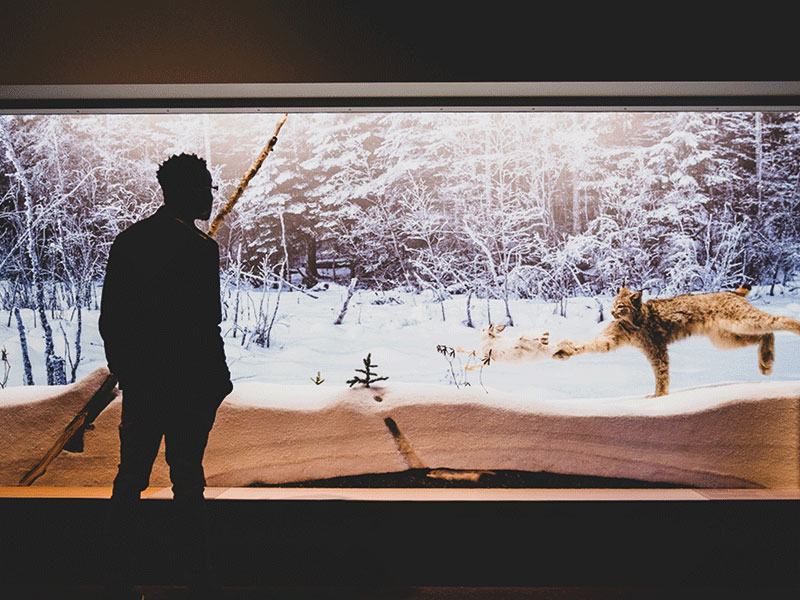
[100,153,232,599]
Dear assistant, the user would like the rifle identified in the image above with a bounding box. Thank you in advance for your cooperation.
[19,373,119,486]
[206,113,288,238]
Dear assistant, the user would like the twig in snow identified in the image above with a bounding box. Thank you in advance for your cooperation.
[0,346,10,388]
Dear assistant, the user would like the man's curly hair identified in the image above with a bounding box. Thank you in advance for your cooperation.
[156,153,209,202]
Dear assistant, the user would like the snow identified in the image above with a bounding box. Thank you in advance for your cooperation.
[6,283,799,398]
[1,285,799,489]
[1,370,798,489]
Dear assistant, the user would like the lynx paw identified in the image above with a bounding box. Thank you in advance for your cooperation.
[553,339,578,359]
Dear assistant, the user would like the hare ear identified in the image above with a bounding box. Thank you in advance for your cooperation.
[631,291,643,307]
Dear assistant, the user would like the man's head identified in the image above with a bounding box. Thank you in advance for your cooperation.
[156,153,215,221]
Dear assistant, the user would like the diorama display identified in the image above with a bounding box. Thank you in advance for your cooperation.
[1,111,799,489]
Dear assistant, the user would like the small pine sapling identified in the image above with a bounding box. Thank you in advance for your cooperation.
[310,371,325,385]
[346,353,389,388]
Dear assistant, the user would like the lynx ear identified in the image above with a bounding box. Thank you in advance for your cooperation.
[494,323,506,333]
[631,291,643,306]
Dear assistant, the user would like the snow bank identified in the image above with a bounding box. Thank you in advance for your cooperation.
[2,367,798,489]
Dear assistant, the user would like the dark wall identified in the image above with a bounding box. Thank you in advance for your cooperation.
[1,0,795,85]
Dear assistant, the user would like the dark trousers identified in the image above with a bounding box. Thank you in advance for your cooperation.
[104,389,221,596]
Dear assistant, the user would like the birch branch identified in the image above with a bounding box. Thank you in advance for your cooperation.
[206,113,288,238]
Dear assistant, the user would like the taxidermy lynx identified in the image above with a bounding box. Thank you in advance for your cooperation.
[553,286,800,396]
[459,324,554,370]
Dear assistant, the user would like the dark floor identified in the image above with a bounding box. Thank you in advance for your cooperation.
[3,489,799,599]
[3,586,800,600]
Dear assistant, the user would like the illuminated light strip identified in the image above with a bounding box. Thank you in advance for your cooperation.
[0,81,798,113]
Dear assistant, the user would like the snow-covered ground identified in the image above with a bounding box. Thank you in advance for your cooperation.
[3,283,800,399]
[2,368,799,489]
[2,284,799,489]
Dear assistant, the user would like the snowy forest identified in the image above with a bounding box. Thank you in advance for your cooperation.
[1,111,799,391]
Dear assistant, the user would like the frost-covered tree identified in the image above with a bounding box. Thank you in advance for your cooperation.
[2,109,800,383]
[0,116,66,384]
[743,112,800,291]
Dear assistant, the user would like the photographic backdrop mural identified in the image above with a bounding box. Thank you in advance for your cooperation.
[1,111,799,489]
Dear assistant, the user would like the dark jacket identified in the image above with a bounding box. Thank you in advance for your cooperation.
[99,206,233,407]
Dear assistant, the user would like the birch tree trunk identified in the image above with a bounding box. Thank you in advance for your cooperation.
[14,308,34,385]
[334,278,358,325]
[70,285,83,383]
